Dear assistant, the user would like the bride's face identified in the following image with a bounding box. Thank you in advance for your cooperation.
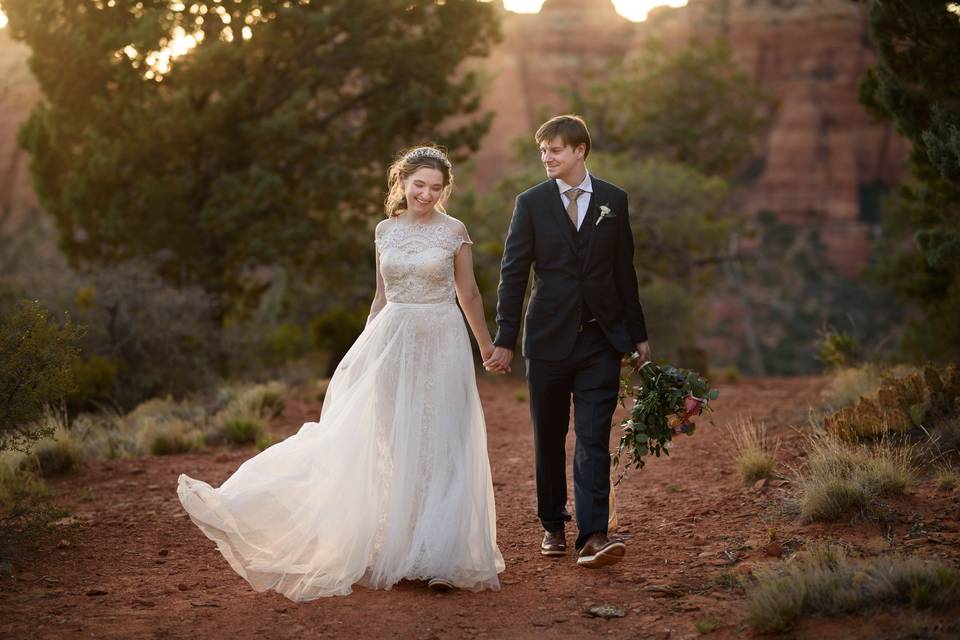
[404,167,446,216]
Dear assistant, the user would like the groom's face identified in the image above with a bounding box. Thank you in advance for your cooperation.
[539,137,585,183]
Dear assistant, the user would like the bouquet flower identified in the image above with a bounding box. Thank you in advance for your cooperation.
[612,359,719,485]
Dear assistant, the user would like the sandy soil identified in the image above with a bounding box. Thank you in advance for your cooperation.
[2,375,959,639]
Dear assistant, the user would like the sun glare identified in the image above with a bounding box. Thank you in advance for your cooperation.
[501,0,687,21]
[115,2,259,81]
[0,6,8,30]
[612,0,688,21]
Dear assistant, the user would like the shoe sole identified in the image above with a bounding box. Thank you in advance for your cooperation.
[540,547,566,557]
[577,542,626,568]
[428,579,453,592]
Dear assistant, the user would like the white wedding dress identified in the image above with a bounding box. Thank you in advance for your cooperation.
[177,214,505,601]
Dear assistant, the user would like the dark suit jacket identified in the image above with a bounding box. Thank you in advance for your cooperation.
[494,176,648,361]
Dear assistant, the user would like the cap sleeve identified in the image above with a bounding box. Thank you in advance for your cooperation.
[452,220,473,254]
[374,219,392,253]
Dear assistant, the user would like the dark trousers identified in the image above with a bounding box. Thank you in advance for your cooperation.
[526,322,622,550]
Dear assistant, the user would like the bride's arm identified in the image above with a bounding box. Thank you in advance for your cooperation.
[367,231,388,326]
[454,241,495,361]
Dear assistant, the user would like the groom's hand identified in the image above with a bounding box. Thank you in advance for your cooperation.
[635,341,652,363]
[483,347,513,374]
[623,341,652,367]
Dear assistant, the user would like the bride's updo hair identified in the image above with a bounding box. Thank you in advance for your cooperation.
[384,145,454,218]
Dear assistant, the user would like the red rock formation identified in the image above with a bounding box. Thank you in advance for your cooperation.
[472,0,908,276]
[0,0,908,278]
[0,29,38,233]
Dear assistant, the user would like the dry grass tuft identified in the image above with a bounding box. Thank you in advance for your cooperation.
[140,418,204,456]
[0,452,49,510]
[794,430,915,523]
[746,542,960,632]
[728,416,779,483]
[234,382,287,419]
[935,465,958,491]
[822,364,883,409]
[16,409,85,477]
[217,414,266,446]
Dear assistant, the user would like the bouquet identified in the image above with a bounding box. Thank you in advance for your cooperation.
[612,359,719,485]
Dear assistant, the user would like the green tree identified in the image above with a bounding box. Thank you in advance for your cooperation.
[572,38,774,181]
[567,38,775,371]
[859,0,960,360]
[0,300,80,452]
[5,0,499,317]
[588,155,736,291]
[737,213,902,376]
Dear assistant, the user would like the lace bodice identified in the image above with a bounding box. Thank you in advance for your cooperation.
[375,215,473,304]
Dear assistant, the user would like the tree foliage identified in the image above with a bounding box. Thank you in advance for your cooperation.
[739,213,902,376]
[4,0,499,314]
[588,154,736,291]
[0,300,80,452]
[572,38,774,181]
[860,0,960,360]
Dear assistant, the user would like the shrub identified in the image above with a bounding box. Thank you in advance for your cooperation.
[126,396,206,429]
[935,466,958,491]
[794,431,915,523]
[310,309,366,377]
[316,378,331,402]
[218,414,265,446]
[23,419,85,477]
[929,410,960,455]
[68,260,221,410]
[729,417,778,483]
[234,382,287,419]
[824,364,960,444]
[263,323,309,367]
[0,300,80,452]
[746,544,960,632]
[824,369,922,441]
[693,616,721,634]
[818,330,861,370]
[821,364,882,409]
[0,452,49,511]
[256,433,275,451]
[70,410,143,460]
[634,280,697,367]
[66,355,117,412]
[718,365,741,384]
[141,419,203,456]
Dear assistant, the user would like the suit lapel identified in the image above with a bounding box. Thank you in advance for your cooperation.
[550,180,579,256]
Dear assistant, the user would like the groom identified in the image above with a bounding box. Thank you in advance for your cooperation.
[484,115,651,568]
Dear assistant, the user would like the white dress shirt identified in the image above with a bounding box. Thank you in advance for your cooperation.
[556,172,593,231]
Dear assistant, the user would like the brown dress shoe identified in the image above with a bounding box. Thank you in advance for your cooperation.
[540,529,566,556]
[576,532,626,568]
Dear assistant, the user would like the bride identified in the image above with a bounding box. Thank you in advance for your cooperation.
[177,146,505,601]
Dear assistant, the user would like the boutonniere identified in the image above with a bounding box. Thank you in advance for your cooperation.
[596,204,616,226]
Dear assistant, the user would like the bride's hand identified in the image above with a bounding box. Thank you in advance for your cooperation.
[480,343,495,362]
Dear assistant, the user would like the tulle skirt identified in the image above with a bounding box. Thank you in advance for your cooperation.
[177,301,505,601]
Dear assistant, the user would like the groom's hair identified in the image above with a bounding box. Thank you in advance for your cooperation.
[535,115,591,159]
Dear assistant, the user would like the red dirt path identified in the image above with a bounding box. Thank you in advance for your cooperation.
[2,376,959,639]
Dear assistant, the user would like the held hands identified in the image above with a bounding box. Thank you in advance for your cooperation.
[483,346,513,374]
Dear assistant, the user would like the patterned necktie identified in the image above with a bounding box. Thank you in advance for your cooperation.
[565,187,583,229]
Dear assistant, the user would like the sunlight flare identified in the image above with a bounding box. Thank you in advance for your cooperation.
[115,1,268,81]
[501,0,687,21]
